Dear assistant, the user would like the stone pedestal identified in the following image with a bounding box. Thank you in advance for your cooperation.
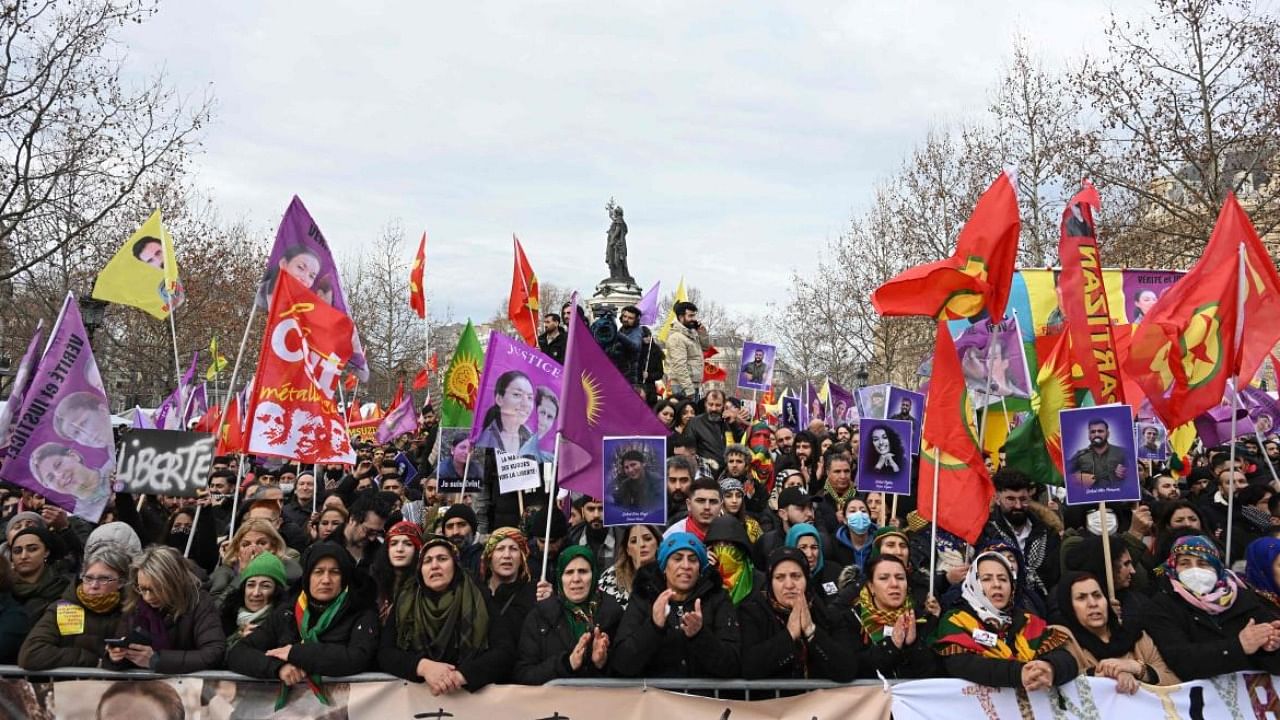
[591,278,643,317]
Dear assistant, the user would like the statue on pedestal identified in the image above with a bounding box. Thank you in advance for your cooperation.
[605,198,632,283]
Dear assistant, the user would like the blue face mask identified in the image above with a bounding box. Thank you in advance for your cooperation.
[847,511,872,534]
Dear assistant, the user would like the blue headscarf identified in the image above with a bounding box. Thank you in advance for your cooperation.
[658,532,708,571]
[784,522,825,576]
[1245,537,1280,599]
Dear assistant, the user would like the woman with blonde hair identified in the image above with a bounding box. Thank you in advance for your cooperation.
[597,524,660,609]
[104,545,225,672]
[208,519,301,605]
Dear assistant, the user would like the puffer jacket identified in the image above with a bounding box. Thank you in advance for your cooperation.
[610,563,740,678]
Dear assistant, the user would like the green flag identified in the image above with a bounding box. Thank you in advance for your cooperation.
[440,320,484,428]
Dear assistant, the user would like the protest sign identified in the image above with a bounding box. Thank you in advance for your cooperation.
[437,426,482,493]
[1061,404,1140,505]
[0,295,114,521]
[828,380,857,426]
[393,450,419,485]
[802,380,826,426]
[1135,420,1168,462]
[116,430,216,497]
[737,341,776,391]
[857,383,890,419]
[886,386,924,451]
[347,418,379,444]
[496,450,541,494]
[781,395,801,430]
[470,331,562,461]
[602,436,666,526]
[857,419,913,495]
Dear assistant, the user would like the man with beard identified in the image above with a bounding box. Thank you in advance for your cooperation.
[442,503,484,580]
[743,349,768,385]
[566,495,615,568]
[666,456,696,521]
[537,312,568,364]
[772,427,795,462]
[979,469,1060,598]
[684,390,730,471]
[336,492,395,577]
[719,443,765,516]
[1069,418,1130,489]
[664,301,710,399]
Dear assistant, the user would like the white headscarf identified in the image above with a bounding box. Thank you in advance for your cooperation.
[961,551,1014,628]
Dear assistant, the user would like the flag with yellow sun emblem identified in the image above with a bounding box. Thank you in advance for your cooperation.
[1005,329,1076,485]
[556,307,669,498]
[440,320,484,428]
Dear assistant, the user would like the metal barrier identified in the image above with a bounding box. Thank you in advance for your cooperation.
[0,664,399,684]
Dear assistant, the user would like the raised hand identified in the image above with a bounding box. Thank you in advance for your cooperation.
[651,589,674,628]
[681,598,704,638]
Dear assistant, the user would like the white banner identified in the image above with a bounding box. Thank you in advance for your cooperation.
[891,673,1280,720]
[497,450,541,493]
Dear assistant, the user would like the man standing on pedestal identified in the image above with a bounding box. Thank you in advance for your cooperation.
[665,301,709,400]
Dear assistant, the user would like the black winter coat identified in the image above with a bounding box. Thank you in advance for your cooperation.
[610,564,740,678]
[226,591,378,679]
[1146,576,1280,680]
[105,593,226,673]
[513,595,624,684]
[377,593,516,691]
[736,592,857,681]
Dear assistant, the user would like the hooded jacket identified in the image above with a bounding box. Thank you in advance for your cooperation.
[664,322,708,394]
[226,542,378,679]
[610,563,740,678]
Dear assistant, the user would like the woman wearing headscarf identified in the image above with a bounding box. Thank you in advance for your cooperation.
[227,542,377,709]
[737,547,857,680]
[8,526,69,621]
[1146,535,1280,680]
[481,526,537,621]
[104,545,225,673]
[371,521,422,621]
[932,551,1076,690]
[705,517,762,608]
[219,552,288,649]
[1050,571,1177,693]
[784,523,841,602]
[18,545,130,670]
[379,536,515,694]
[851,555,937,679]
[598,524,660,609]
[611,532,741,678]
[513,545,623,683]
[1245,536,1280,614]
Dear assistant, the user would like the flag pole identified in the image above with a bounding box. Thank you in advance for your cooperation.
[183,504,201,558]
[927,451,941,600]
[167,305,185,430]
[541,431,563,583]
[228,454,246,539]
[1226,242,1247,568]
[219,303,260,447]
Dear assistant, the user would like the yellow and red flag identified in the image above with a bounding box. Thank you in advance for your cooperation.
[508,235,540,346]
[872,171,1020,322]
[1057,180,1124,405]
[1124,194,1280,429]
[918,320,992,544]
[409,231,427,319]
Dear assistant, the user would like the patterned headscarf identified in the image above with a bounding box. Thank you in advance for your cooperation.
[481,526,530,581]
[1246,537,1280,605]
[1165,534,1238,614]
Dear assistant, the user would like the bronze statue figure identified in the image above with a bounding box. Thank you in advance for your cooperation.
[605,198,632,283]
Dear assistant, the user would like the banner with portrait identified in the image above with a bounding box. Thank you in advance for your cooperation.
[602,435,666,526]
[244,272,356,465]
[0,294,115,521]
[1061,404,1140,505]
[857,418,913,495]
[737,341,777,392]
[469,331,563,463]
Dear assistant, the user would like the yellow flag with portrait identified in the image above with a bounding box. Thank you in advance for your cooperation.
[91,209,183,319]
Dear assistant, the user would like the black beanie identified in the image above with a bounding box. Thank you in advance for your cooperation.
[442,503,478,532]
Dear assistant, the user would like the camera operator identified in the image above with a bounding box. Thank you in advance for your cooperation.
[591,305,644,383]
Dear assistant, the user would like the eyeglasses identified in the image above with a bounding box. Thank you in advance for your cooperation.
[82,575,120,587]
[362,525,385,537]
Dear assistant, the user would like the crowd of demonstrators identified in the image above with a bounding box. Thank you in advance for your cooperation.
[0,359,1279,698]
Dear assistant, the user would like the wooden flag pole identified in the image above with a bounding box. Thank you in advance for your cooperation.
[1099,500,1117,605]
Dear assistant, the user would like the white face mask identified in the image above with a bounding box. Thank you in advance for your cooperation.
[280,483,295,495]
[1178,566,1218,595]
[1086,510,1117,536]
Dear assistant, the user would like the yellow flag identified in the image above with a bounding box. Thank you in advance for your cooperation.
[91,209,183,319]
[205,335,228,380]
[657,276,687,344]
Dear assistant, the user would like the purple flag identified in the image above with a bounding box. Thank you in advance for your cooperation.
[468,331,563,460]
[0,294,115,521]
[375,395,419,444]
[636,281,661,325]
[131,406,155,430]
[1242,387,1280,438]
[557,307,669,497]
[182,383,208,427]
[256,196,368,381]
[0,321,45,450]
[155,352,198,430]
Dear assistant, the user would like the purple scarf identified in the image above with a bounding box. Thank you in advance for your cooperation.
[132,602,174,651]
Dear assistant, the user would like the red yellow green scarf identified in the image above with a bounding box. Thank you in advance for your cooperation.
[933,608,1067,660]
[276,588,348,710]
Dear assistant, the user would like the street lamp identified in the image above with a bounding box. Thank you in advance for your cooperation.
[855,364,869,389]
[78,297,107,345]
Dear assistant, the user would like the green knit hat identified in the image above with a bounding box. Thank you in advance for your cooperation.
[240,552,287,588]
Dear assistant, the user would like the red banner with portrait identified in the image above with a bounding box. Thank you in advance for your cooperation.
[244,271,357,464]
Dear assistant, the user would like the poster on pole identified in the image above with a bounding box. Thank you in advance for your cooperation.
[736,341,776,392]
[1062,404,1140,505]
[1134,420,1169,462]
[437,427,482,493]
[886,387,925,452]
[602,436,666,526]
[856,419,914,495]
[116,430,216,497]
[497,451,541,494]
[856,384,890,419]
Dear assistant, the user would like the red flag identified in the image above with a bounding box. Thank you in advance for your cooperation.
[244,271,356,463]
[1058,180,1123,405]
[508,235,540,346]
[413,368,429,391]
[390,379,404,409]
[346,401,362,422]
[703,345,727,382]
[409,231,427,319]
[1124,195,1280,429]
[343,373,358,392]
[216,396,244,456]
[918,321,993,544]
[194,402,222,434]
[872,171,1020,322]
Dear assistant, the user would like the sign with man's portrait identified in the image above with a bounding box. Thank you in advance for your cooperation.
[1061,404,1140,505]
[737,341,776,392]
[602,436,666,526]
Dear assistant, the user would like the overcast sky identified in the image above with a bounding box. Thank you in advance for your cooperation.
[117,1,1118,325]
